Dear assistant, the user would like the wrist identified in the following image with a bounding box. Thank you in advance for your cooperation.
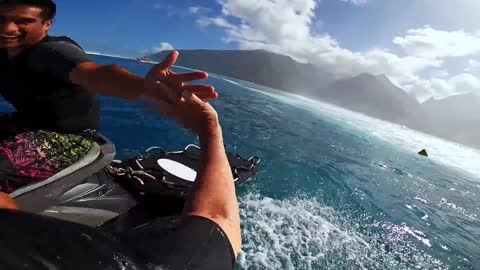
[199,123,222,146]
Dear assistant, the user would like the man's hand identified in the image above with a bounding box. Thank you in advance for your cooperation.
[143,51,218,104]
[155,87,220,139]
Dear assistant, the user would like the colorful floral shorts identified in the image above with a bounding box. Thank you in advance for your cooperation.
[0,130,94,194]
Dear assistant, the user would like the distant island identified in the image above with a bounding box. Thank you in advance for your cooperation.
[150,50,480,149]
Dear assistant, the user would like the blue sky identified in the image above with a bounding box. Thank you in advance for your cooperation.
[50,0,479,55]
[51,0,233,55]
[50,0,480,100]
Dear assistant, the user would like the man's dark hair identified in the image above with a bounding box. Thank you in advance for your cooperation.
[0,0,56,21]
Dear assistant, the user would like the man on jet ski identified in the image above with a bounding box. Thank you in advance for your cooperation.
[0,88,241,269]
[0,0,217,137]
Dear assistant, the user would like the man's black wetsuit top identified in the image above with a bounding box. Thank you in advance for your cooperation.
[0,210,235,270]
[0,35,99,138]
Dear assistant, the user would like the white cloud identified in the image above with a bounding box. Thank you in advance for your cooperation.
[197,17,236,29]
[189,6,211,15]
[451,73,480,94]
[469,59,480,68]
[393,27,480,59]
[189,6,201,14]
[197,0,480,100]
[154,4,211,17]
[409,73,480,102]
[431,69,449,78]
[140,42,174,55]
[339,0,368,5]
[155,42,174,51]
[466,59,480,75]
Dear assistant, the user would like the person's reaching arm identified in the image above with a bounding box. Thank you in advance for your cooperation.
[70,51,217,102]
[185,110,241,256]
[158,89,241,257]
[28,41,217,103]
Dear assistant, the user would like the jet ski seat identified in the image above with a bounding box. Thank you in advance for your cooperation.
[10,132,116,212]
[106,144,260,199]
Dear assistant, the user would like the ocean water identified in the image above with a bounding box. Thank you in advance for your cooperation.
[6,54,479,269]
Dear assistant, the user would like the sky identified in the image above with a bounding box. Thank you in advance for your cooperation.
[50,0,480,101]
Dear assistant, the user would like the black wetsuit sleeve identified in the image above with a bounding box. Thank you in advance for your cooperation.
[27,41,92,82]
[122,215,236,270]
[0,210,150,270]
[0,210,235,270]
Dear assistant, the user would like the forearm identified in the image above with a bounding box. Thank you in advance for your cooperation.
[71,63,145,101]
[186,127,238,217]
[184,125,241,254]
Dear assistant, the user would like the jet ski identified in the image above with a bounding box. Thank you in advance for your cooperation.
[9,132,260,229]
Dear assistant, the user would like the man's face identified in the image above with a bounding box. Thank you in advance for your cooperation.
[0,5,51,49]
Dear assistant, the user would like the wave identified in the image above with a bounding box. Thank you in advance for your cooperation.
[237,193,447,270]
[171,65,202,72]
[86,51,133,60]
[218,78,480,179]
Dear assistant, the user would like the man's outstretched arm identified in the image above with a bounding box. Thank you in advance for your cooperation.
[70,51,217,103]
[159,90,241,257]
[28,42,216,103]
[70,61,146,100]
[185,120,241,256]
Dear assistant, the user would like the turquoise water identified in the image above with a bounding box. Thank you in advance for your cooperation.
[8,54,480,269]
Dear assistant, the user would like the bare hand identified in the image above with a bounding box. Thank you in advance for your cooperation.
[153,86,220,138]
[144,51,218,104]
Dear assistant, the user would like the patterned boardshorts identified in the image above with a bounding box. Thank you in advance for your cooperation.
[0,130,94,194]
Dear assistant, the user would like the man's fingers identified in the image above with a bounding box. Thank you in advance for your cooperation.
[146,51,179,81]
[172,71,208,82]
[156,50,179,70]
[182,90,204,105]
[182,84,215,92]
[151,80,179,103]
[182,84,217,97]
[194,91,218,100]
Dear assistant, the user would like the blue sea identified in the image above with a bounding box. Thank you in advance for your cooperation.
[8,54,480,269]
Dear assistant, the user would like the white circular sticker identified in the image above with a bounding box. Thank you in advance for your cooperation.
[157,159,197,182]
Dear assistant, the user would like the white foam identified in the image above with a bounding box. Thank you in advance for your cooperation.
[414,197,429,204]
[371,221,434,250]
[406,228,432,247]
[219,78,480,179]
[238,194,446,270]
[438,198,477,220]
